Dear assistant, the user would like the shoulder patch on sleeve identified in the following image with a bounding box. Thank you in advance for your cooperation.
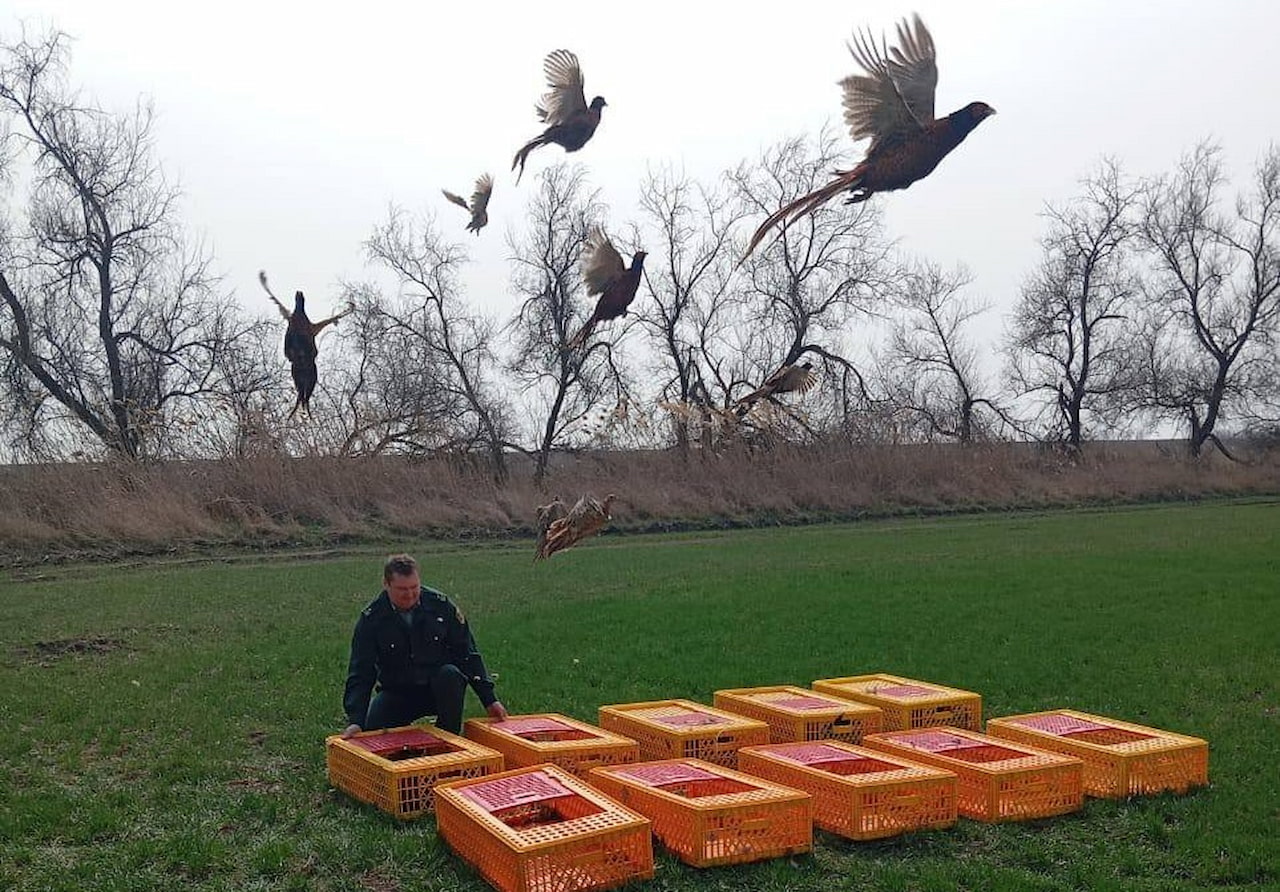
[454,605,466,625]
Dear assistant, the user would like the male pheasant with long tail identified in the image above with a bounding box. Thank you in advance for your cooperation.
[743,14,994,258]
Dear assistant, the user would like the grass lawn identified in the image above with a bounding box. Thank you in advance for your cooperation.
[1,500,1276,891]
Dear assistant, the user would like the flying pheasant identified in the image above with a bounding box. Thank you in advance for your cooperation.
[259,270,353,417]
[734,361,817,418]
[512,50,606,184]
[536,493,616,561]
[442,174,493,234]
[568,227,645,350]
[744,14,994,258]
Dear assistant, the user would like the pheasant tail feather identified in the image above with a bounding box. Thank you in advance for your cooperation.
[743,165,867,258]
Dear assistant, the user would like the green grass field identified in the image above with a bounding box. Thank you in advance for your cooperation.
[1,501,1277,891]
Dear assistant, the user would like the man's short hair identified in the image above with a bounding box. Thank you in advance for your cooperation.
[383,553,419,582]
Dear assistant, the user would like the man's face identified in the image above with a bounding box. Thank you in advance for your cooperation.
[386,571,421,611]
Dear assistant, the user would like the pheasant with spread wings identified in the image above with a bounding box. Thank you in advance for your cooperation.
[734,361,817,418]
[568,227,646,350]
[512,50,607,184]
[442,174,493,234]
[744,14,994,258]
[535,493,617,561]
[259,270,353,417]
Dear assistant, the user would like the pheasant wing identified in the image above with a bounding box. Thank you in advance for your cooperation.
[442,189,470,210]
[841,13,937,151]
[258,270,292,322]
[737,362,800,411]
[887,14,937,122]
[534,497,567,561]
[536,49,588,125]
[539,495,588,558]
[780,364,817,394]
[541,515,583,557]
[580,226,626,295]
[470,174,494,216]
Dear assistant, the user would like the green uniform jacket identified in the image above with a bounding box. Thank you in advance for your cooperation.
[343,586,497,728]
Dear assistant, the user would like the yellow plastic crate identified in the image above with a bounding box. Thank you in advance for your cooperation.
[464,713,640,779]
[326,725,504,819]
[597,699,770,768]
[863,728,1083,822]
[738,740,957,840]
[589,759,812,867]
[812,673,982,731]
[714,685,884,744]
[986,709,1209,798]
[435,763,654,892]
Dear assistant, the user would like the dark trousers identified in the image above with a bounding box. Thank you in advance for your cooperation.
[364,663,469,734]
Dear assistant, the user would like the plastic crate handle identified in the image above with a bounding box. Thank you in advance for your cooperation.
[507,789,552,803]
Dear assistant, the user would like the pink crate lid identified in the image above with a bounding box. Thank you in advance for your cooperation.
[613,762,723,786]
[771,743,862,766]
[653,711,726,727]
[870,683,938,698]
[350,728,446,754]
[897,731,988,753]
[459,770,574,812]
[1007,714,1113,736]
[490,717,577,735]
[769,695,840,711]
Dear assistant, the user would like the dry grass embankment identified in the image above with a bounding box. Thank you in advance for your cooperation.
[0,440,1275,566]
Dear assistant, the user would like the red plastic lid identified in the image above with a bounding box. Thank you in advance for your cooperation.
[1008,714,1113,735]
[350,728,445,753]
[767,695,837,711]
[770,743,860,765]
[491,717,577,735]
[871,683,937,698]
[614,762,722,786]
[897,731,987,753]
[653,711,726,727]
[459,770,574,812]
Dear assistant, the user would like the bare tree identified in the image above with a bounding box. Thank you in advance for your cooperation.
[0,30,256,460]
[360,209,513,476]
[166,312,284,459]
[727,129,894,431]
[506,164,627,483]
[1135,142,1280,457]
[633,164,746,452]
[1006,159,1143,447]
[884,260,1005,443]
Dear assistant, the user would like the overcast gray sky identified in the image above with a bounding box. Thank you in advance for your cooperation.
[6,0,1279,357]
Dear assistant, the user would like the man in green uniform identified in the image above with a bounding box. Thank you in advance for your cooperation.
[342,554,507,736]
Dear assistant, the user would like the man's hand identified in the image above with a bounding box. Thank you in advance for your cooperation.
[486,701,509,722]
[341,723,362,739]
